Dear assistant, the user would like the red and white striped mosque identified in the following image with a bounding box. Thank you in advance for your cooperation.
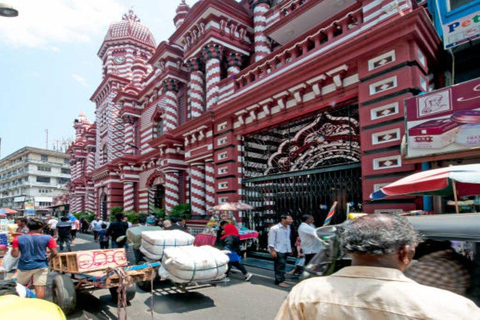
[67,0,441,239]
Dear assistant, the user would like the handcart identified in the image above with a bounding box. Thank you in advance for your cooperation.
[50,248,160,315]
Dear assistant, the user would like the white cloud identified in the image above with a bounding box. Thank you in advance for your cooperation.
[72,74,88,87]
[28,72,40,78]
[0,0,126,49]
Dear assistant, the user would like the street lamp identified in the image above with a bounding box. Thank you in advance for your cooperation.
[0,3,18,17]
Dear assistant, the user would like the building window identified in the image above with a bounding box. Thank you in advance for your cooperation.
[61,168,70,174]
[59,178,70,184]
[153,120,164,138]
[39,202,51,207]
[64,158,69,164]
[41,154,48,161]
[36,176,51,184]
[102,145,108,163]
[37,166,51,172]
[448,0,473,11]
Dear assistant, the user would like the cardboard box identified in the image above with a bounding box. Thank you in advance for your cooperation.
[408,119,460,149]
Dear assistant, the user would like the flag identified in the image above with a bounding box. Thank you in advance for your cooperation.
[323,201,338,226]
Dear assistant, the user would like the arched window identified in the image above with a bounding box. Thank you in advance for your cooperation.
[102,145,108,164]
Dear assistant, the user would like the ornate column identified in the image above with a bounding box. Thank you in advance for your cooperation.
[123,182,135,211]
[227,52,243,77]
[202,44,223,109]
[190,163,206,215]
[163,78,179,132]
[123,116,137,154]
[250,0,271,62]
[86,181,95,213]
[165,170,180,215]
[205,160,215,210]
[187,57,205,118]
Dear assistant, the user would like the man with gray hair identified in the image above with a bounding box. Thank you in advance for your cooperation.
[275,214,480,319]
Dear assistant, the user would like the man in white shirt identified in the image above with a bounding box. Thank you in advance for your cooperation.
[90,217,103,242]
[268,214,293,288]
[275,214,480,319]
[298,214,322,266]
[46,217,58,238]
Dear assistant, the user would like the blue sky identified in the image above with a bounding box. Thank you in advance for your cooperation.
[0,0,200,158]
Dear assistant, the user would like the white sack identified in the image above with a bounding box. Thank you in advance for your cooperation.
[140,230,194,261]
[159,246,229,283]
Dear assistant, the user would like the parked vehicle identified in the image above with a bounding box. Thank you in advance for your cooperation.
[304,213,480,304]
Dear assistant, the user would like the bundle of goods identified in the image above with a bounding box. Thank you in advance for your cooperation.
[0,233,8,246]
[139,230,194,261]
[159,246,228,283]
[126,226,162,250]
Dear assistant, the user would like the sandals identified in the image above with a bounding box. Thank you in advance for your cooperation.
[277,282,290,288]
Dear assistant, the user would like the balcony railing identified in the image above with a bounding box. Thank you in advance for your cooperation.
[234,7,363,91]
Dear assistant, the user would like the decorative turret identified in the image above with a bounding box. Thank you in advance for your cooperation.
[74,111,91,139]
[174,0,190,29]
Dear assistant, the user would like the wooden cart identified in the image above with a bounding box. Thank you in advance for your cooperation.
[50,248,160,315]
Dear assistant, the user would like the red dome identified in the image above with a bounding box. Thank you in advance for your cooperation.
[98,10,156,57]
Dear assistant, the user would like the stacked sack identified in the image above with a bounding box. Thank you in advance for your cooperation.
[139,230,194,261]
[159,246,228,283]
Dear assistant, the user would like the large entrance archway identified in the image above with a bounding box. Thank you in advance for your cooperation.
[243,104,362,250]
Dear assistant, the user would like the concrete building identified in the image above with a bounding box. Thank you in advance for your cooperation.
[68,0,480,249]
[0,147,71,214]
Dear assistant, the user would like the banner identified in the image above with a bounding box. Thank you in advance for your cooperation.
[25,201,35,215]
[442,10,480,49]
[405,77,480,159]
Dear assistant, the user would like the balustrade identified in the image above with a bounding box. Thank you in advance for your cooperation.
[234,8,363,91]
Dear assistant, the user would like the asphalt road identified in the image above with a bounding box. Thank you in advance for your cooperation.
[35,233,299,320]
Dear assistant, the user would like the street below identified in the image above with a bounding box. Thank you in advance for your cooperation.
[35,233,298,320]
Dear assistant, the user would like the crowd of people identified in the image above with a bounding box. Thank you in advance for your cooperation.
[2,211,480,319]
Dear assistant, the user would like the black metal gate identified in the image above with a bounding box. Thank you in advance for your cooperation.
[242,104,362,251]
[244,164,362,251]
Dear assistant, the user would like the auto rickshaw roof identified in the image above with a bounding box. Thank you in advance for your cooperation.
[406,213,480,242]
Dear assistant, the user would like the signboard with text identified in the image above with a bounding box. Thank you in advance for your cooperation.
[442,10,480,49]
[25,201,35,215]
[405,77,480,159]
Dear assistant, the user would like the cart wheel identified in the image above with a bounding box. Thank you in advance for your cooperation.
[137,279,153,292]
[109,285,136,302]
[52,274,77,315]
[136,260,160,292]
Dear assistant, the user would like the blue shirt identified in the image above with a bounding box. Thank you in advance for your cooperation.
[98,229,109,242]
[12,234,56,270]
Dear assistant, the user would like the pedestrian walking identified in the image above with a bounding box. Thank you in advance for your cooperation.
[268,214,293,288]
[274,214,480,319]
[107,213,129,248]
[15,218,29,235]
[286,237,304,276]
[90,217,103,242]
[80,218,89,234]
[98,224,110,249]
[70,218,80,242]
[220,224,253,281]
[47,216,58,238]
[56,217,72,252]
[10,218,58,299]
[298,214,322,265]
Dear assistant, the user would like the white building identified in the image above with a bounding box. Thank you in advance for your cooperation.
[0,147,71,214]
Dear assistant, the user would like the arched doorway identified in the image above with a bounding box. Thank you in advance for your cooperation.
[101,194,108,220]
[154,184,165,210]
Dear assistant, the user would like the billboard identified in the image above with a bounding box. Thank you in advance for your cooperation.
[442,10,480,49]
[405,77,480,159]
[25,201,35,215]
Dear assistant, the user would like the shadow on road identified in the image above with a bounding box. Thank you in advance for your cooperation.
[67,291,120,320]
[142,282,215,315]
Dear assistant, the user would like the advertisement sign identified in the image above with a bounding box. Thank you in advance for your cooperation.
[25,201,35,216]
[405,77,480,159]
[442,10,480,49]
